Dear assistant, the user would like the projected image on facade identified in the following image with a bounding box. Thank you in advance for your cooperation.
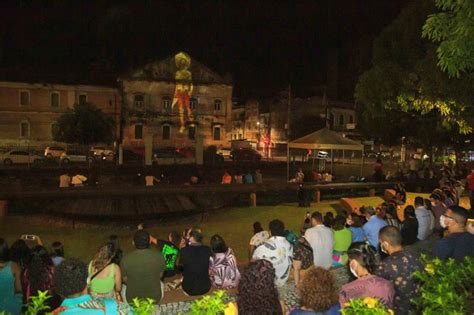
[172,52,194,133]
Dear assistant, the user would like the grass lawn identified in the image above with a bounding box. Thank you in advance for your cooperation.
[1,193,466,263]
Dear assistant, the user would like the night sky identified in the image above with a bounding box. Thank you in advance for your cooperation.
[0,0,409,100]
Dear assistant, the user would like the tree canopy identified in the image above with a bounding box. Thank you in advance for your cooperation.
[355,0,474,146]
[54,103,114,145]
[422,0,474,78]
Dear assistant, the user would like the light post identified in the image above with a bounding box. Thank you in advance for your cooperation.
[257,121,261,151]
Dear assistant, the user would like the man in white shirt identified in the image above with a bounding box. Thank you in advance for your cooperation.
[304,211,334,269]
[252,219,293,286]
[414,196,433,240]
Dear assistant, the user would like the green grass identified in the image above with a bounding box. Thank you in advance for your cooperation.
[2,193,458,263]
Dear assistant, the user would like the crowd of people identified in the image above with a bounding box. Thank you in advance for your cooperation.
[1,194,472,314]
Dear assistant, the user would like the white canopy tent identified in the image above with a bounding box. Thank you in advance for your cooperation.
[287,127,364,177]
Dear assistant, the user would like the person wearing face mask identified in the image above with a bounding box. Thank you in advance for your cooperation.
[434,206,474,263]
[376,226,422,315]
[339,242,395,309]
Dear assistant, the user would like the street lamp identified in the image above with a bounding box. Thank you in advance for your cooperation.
[257,121,261,150]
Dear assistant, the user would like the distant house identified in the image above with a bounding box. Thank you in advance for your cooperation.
[119,52,233,150]
[0,80,119,147]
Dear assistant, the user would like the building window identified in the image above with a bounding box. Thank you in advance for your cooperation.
[134,94,144,108]
[20,121,30,137]
[162,125,171,140]
[20,91,30,106]
[51,123,59,138]
[78,94,87,105]
[51,92,60,108]
[214,99,222,111]
[213,126,221,141]
[339,114,344,125]
[190,98,197,110]
[134,124,143,139]
[162,96,171,110]
[349,115,354,124]
[188,125,196,140]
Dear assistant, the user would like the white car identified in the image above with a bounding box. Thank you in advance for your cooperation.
[60,150,94,164]
[90,146,114,158]
[44,146,65,158]
[2,150,42,166]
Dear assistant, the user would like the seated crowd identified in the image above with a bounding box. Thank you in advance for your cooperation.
[0,195,473,315]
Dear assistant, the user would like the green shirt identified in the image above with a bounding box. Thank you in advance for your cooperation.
[121,248,165,303]
[333,228,352,265]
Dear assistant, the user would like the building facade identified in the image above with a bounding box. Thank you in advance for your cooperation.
[120,52,233,150]
[0,81,119,147]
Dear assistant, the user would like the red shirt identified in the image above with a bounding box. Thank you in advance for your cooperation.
[468,173,474,191]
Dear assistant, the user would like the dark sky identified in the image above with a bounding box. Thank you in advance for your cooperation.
[0,0,409,100]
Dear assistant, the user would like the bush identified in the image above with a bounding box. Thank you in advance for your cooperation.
[411,255,474,315]
[341,297,393,315]
[189,290,228,315]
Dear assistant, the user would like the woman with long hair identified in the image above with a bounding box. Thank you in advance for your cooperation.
[209,234,240,289]
[88,243,122,299]
[339,242,395,309]
[227,259,285,315]
[10,239,30,270]
[50,241,64,267]
[290,267,340,314]
[23,245,60,312]
[401,206,419,245]
[0,238,22,315]
[108,235,123,266]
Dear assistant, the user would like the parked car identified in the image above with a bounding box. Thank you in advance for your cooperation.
[230,148,261,162]
[217,147,232,159]
[44,146,66,158]
[152,147,195,165]
[90,146,114,157]
[1,150,42,166]
[60,150,94,164]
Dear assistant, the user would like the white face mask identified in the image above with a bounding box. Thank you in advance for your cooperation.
[440,215,448,229]
[349,261,358,278]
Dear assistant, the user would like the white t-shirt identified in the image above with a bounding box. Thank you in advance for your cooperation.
[304,224,334,269]
[252,236,293,286]
[71,175,87,186]
[249,231,270,247]
[59,174,70,188]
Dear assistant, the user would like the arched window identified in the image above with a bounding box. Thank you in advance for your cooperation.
[190,98,198,110]
[51,92,60,108]
[134,124,143,139]
[213,126,221,141]
[339,114,344,125]
[20,120,30,138]
[134,94,144,108]
[214,99,222,111]
[349,115,354,124]
[162,124,171,140]
[162,96,171,110]
[188,125,196,140]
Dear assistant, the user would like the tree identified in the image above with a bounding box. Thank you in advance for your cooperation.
[355,0,474,144]
[422,0,474,78]
[54,103,114,145]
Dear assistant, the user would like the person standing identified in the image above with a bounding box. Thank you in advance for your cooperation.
[121,230,166,303]
[304,211,334,269]
[377,226,422,314]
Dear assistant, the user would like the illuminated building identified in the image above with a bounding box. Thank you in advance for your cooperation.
[119,52,233,150]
